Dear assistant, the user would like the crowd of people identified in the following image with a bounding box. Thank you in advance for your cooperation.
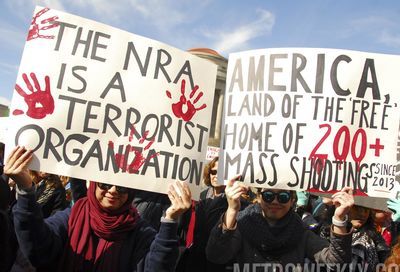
[1,143,400,272]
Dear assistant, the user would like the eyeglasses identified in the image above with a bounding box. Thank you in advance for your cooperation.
[209,169,217,175]
[97,182,130,194]
[261,191,291,204]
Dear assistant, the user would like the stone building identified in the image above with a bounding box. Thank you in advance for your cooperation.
[188,48,227,148]
[0,104,9,117]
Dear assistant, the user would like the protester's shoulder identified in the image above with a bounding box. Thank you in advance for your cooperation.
[133,217,158,236]
[367,227,390,251]
[45,206,71,224]
[199,188,210,200]
[303,228,330,248]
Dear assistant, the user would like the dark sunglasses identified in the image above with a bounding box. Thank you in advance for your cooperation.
[209,169,217,175]
[97,182,130,194]
[261,191,291,204]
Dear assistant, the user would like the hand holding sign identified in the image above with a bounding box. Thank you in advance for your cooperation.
[13,72,55,119]
[331,187,354,220]
[165,180,192,221]
[27,7,58,41]
[166,79,206,121]
[223,175,247,229]
[3,146,33,190]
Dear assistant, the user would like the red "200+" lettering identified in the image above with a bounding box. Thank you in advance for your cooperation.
[309,124,367,167]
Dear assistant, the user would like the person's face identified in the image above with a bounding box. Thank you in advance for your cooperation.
[210,161,220,187]
[95,183,129,210]
[372,210,391,225]
[259,189,295,223]
[349,206,370,229]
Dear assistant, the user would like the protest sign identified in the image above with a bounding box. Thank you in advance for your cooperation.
[6,6,217,198]
[206,145,220,161]
[220,48,400,198]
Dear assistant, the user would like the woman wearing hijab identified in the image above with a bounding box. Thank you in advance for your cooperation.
[6,146,191,272]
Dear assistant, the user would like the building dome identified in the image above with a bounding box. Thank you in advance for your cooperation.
[187,48,223,57]
[187,47,227,84]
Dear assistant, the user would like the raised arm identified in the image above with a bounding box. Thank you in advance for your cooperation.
[312,187,354,265]
[137,180,192,272]
[5,146,69,269]
[206,176,247,264]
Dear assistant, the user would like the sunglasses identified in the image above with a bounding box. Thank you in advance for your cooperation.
[209,169,217,175]
[97,182,130,194]
[261,191,291,204]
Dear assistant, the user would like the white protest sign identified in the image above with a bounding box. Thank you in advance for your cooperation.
[6,6,217,199]
[220,48,400,198]
[395,125,400,199]
[206,145,220,161]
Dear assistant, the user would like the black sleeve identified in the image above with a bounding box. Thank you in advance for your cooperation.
[13,190,69,269]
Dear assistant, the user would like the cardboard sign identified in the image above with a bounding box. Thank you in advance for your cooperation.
[206,146,220,161]
[6,6,217,198]
[220,48,400,198]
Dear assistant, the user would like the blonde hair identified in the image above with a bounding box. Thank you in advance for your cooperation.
[384,242,400,270]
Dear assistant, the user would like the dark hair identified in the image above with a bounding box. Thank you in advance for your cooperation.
[44,174,63,190]
[203,157,218,187]
[0,178,10,210]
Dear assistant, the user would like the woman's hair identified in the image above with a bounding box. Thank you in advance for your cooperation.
[44,174,63,190]
[59,176,70,187]
[29,170,63,189]
[29,170,42,184]
[384,242,400,269]
[203,156,218,187]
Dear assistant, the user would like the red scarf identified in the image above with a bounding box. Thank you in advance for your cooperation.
[60,182,138,271]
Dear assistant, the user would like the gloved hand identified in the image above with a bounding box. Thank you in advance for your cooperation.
[387,198,400,222]
[296,191,310,207]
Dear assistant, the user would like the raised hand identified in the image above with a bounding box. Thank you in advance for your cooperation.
[225,175,247,212]
[27,7,59,41]
[165,180,192,221]
[332,187,354,220]
[166,79,207,121]
[14,72,55,119]
[223,175,247,229]
[3,146,33,189]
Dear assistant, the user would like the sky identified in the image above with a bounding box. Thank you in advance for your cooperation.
[1,0,400,106]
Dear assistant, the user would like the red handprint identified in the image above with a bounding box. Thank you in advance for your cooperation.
[27,7,59,41]
[112,125,159,174]
[166,79,207,122]
[13,72,55,119]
